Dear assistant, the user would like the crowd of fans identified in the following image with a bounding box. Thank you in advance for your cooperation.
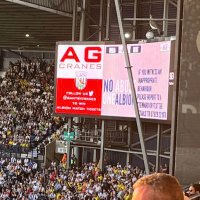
[0,58,199,199]
[0,58,65,153]
[0,58,146,199]
[0,156,197,200]
[0,156,147,200]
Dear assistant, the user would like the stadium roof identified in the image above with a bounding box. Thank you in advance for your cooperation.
[0,0,178,50]
[0,0,74,50]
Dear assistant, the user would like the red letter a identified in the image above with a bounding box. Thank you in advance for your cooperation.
[60,47,80,62]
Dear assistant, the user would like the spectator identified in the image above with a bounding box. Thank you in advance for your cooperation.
[132,173,184,200]
[187,183,200,200]
[61,153,67,167]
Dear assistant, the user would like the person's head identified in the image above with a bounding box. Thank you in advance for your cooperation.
[132,173,184,200]
[188,183,200,195]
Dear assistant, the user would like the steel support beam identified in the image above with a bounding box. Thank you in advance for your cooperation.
[65,118,73,169]
[131,128,171,148]
[72,0,77,41]
[163,0,169,36]
[79,0,86,41]
[114,0,150,175]
[169,0,183,175]
[104,147,170,158]
[72,0,87,165]
[105,0,111,40]
[5,48,26,59]
[134,154,155,168]
[66,140,71,168]
[99,120,105,170]
[86,30,100,41]
[71,144,100,149]
[85,12,99,28]
[49,0,66,10]
[123,17,177,21]
[169,0,177,7]
[132,0,137,40]
[4,0,73,17]
[156,124,161,172]
[126,126,131,165]
[98,0,103,41]
[93,119,98,163]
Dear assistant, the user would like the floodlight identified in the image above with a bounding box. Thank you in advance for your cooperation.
[146,30,154,39]
[124,32,131,39]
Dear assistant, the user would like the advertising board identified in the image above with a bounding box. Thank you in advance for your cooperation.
[55,41,174,121]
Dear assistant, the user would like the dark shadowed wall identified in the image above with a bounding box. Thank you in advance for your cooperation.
[175,0,200,185]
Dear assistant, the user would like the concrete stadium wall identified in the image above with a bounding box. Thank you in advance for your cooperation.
[175,0,200,185]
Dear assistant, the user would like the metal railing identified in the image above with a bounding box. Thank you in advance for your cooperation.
[105,130,128,146]
[76,131,101,143]
[70,130,128,146]
[0,144,44,165]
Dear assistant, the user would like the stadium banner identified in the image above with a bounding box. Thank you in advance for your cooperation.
[54,41,174,121]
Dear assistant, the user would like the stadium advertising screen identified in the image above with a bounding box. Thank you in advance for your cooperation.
[55,41,174,121]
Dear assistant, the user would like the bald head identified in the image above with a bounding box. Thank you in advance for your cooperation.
[132,173,184,200]
[132,185,158,200]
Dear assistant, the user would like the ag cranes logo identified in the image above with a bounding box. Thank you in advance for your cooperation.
[60,47,102,63]
[59,46,102,70]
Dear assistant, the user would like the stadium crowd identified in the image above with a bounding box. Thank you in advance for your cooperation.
[0,155,145,200]
[0,58,137,199]
[0,156,197,200]
[0,58,65,153]
[0,58,199,200]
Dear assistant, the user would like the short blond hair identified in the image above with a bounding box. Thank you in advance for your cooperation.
[133,173,184,200]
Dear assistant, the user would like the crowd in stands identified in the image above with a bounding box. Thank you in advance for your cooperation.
[0,58,65,153]
[0,58,140,199]
[0,155,148,200]
[0,58,199,199]
[0,156,197,200]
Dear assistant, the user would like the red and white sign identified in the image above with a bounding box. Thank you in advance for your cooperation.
[55,45,104,115]
[55,42,174,120]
